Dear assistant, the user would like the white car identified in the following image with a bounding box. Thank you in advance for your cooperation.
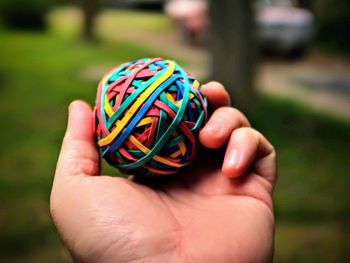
[166,0,314,55]
[256,0,314,55]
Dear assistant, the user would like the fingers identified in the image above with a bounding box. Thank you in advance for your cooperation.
[222,128,276,185]
[199,107,250,149]
[199,82,276,186]
[54,100,100,181]
[201,81,230,110]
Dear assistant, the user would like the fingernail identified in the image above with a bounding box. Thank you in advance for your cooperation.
[224,149,239,168]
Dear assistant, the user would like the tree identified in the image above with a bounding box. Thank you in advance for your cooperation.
[294,0,313,10]
[81,0,98,41]
[209,0,256,109]
[0,0,49,30]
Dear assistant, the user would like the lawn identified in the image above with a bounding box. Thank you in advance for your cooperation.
[0,7,350,263]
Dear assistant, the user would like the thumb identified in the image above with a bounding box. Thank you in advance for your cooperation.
[54,100,100,182]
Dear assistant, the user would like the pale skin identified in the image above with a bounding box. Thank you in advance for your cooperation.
[50,82,276,263]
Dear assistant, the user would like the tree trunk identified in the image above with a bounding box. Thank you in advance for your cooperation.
[81,0,97,41]
[209,0,256,110]
[294,0,313,10]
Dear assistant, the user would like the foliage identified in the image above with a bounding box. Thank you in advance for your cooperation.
[0,0,69,29]
[313,0,350,52]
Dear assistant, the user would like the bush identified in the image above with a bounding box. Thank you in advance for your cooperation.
[0,0,50,30]
[313,0,350,51]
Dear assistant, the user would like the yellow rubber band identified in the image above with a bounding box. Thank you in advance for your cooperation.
[104,94,114,117]
[98,61,175,146]
[166,92,174,102]
[129,135,186,168]
[136,117,153,127]
[170,150,181,158]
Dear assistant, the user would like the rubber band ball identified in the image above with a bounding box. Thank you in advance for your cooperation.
[94,58,208,177]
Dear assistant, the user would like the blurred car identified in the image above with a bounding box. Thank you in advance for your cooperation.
[165,0,208,45]
[256,0,314,55]
[166,0,314,55]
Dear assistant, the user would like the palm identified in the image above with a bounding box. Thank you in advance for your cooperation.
[51,84,275,263]
[61,148,274,263]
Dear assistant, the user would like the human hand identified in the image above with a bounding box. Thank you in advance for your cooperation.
[50,82,276,263]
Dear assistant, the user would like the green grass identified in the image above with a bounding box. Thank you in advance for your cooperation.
[250,97,350,221]
[0,20,160,262]
[1,7,350,263]
[248,97,350,262]
[48,7,172,41]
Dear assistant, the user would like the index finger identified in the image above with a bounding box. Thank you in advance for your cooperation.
[201,81,230,110]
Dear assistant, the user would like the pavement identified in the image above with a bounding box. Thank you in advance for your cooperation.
[258,53,350,121]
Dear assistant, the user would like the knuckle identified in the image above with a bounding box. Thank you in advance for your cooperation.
[70,158,99,176]
[235,126,254,135]
[234,127,259,142]
[216,107,239,119]
[208,81,225,89]
[216,107,250,126]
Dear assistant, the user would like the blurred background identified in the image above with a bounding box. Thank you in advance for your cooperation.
[0,0,349,262]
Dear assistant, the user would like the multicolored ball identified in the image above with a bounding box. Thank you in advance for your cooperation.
[94,58,207,177]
